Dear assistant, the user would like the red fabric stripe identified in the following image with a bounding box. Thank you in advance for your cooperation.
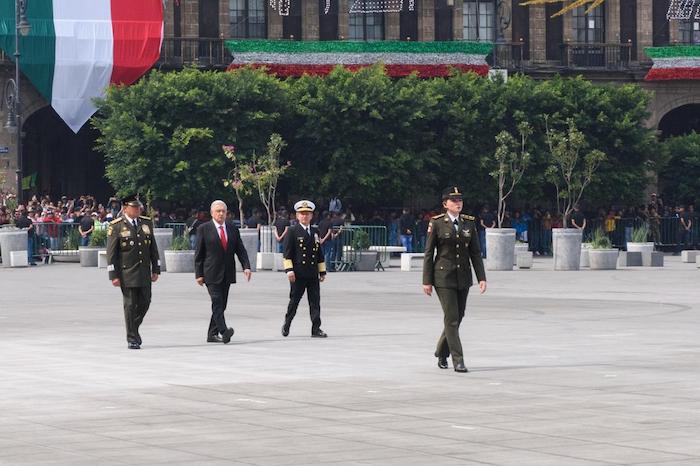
[226,63,490,78]
[109,0,164,85]
[645,67,700,81]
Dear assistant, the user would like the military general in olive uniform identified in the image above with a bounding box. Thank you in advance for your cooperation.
[423,187,487,372]
[106,195,161,349]
[282,200,328,338]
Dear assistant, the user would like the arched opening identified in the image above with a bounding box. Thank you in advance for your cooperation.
[22,106,112,200]
[658,104,700,139]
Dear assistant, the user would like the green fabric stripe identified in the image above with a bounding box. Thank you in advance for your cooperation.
[645,45,700,59]
[0,1,55,102]
[226,40,493,55]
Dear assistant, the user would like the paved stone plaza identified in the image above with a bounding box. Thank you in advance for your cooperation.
[0,257,699,465]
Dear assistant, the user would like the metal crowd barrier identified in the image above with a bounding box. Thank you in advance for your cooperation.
[525,216,699,254]
[331,225,388,271]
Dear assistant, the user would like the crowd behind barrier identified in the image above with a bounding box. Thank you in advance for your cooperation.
[1,192,697,266]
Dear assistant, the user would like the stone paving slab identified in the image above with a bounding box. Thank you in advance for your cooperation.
[0,256,698,465]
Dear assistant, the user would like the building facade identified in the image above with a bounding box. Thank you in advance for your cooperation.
[1,0,700,197]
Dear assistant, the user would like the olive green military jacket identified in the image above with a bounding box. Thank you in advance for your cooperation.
[423,213,486,289]
[106,216,161,287]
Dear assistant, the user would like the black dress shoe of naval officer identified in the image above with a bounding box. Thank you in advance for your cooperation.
[311,329,328,338]
[128,342,141,349]
[281,324,290,337]
[437,356,449,369]
[207,334,223,343]
[222,327,234,344]
[454,362,469,373]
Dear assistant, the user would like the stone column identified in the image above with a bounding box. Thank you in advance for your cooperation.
[268,4,283,39]
[164,1,175,37]
[303,0,320,40]
[182,0,199,37]
[669,18,680,44]
[606,0,621,43]
[386,12,400,40]
[219,0,230,38]
[562,5,573,43]
[419,0,435,41]
[453,0,463,40]
[529,5,546,63]
[637,0,653,62]
[338,0,349,40]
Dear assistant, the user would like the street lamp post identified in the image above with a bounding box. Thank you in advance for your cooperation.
[3,0,31,204]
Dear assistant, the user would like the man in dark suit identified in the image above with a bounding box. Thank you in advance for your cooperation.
[106,195,161,349]
[195,200,252,344]
[282,200,328,338]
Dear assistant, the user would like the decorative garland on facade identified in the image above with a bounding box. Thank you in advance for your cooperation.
[644,46,700,81]
[225,40,492,78]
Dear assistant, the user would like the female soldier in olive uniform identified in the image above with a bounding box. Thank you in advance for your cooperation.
[423,187,487,372]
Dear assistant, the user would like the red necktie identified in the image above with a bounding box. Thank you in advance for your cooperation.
[219,225,227,251]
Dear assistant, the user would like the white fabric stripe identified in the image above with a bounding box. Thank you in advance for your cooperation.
[52,0,114,133]
[651,57,700,69]
[232,52,488,66]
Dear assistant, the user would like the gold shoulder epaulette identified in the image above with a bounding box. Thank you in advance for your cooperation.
[461,214,476,221]
[110,217,124,225]
[139,215,151,220]
[431,214,445,220]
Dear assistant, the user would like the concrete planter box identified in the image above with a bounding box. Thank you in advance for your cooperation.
[355,251,379,271]
[0,229,26,268]
[239,229,258,272]
[580,243,592,268]
[53,252,79,263]
[589,249,619,270]
[79,246,103,267]
[627,242,654,266]
[486,228,515,271]
[154,228,174,272]
[164,250,195,273]
[553,228,582,271]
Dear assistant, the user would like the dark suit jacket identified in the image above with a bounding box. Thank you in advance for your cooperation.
[195,220,251,285]
[283,223,326,279]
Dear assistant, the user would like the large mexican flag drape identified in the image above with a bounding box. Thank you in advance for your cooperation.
[0,0,163,133]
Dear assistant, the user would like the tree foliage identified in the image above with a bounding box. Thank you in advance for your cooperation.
[659,132,700,205]
[93,66,657,210]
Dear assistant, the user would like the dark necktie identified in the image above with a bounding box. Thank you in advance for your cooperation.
[132,219,138,229]
[453,219,459,232]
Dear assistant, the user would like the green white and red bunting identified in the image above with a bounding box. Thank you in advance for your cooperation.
[225,40,493,78]
[0,0,163,133]
[645,46,700,81]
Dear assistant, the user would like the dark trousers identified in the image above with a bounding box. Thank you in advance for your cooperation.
[206,282,231,337]
[434,287,469,364]
[121,285,152,344]
[285,277,321,332]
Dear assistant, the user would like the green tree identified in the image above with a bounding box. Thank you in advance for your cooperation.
[659,132,700,205]
[544,117,606,227]
[93,67,290,205]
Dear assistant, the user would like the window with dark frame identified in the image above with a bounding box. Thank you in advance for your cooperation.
[349,12,385,41]
[679,19,700,44]
[230,0,267,38]
[463,0,495,42]
[572,5,605,43]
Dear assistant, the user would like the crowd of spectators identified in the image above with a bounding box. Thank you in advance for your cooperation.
[2,191,697,264]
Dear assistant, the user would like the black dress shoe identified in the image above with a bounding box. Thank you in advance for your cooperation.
[281,324,290,337]
[454,362,469,373]
[128,342,141,349]
[311,329,328,338]
[207,335,223,343]
[437,356,449,369]
[222,327,234,344]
